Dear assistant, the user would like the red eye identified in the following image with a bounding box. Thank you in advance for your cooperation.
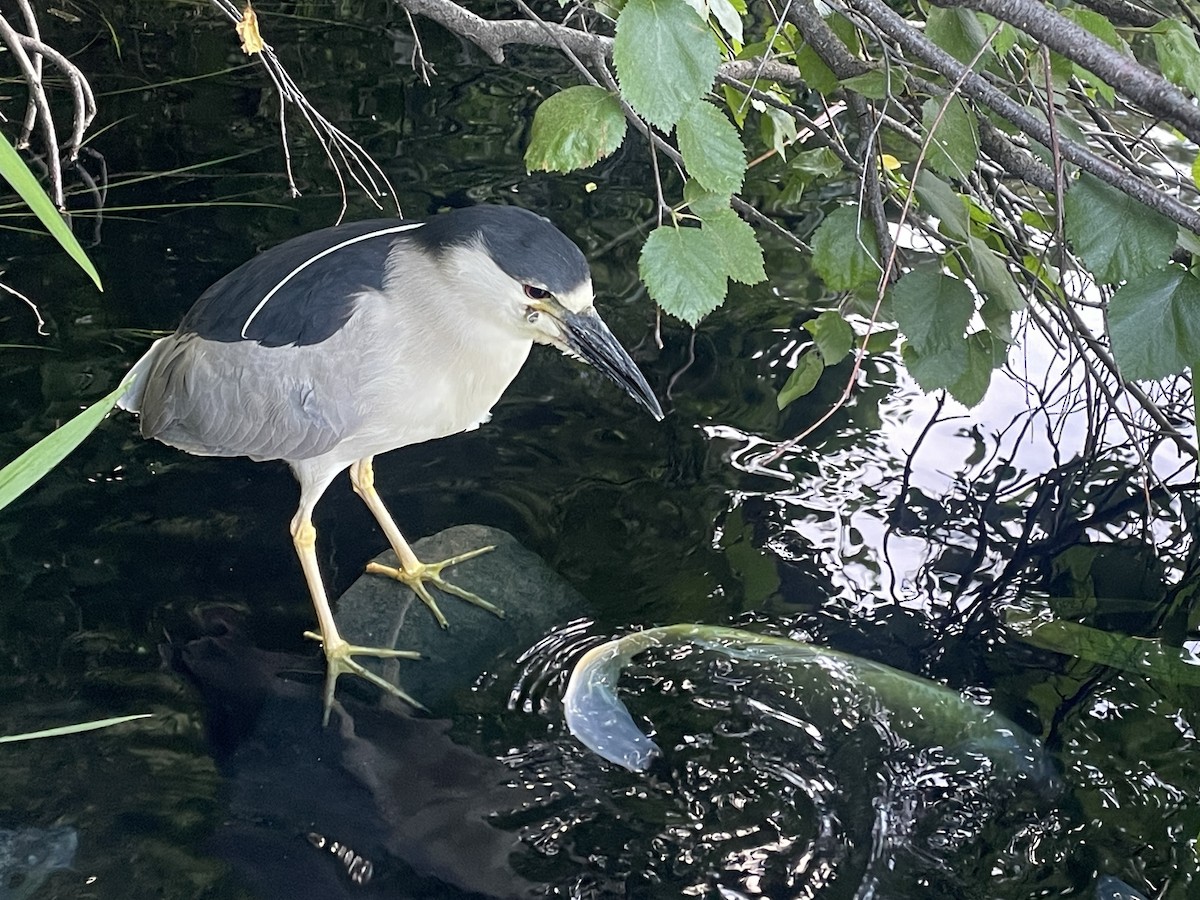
[523,285,551,300]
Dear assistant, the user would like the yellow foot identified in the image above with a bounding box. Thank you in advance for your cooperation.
[303,630,424,726]
[365,545,504,628]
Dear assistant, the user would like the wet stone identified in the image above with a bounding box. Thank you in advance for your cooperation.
[334,524,585,713]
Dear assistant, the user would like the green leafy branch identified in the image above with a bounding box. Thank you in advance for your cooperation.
[320,0,1200,468]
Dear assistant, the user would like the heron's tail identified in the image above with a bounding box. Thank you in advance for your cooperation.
[116,338,168,414]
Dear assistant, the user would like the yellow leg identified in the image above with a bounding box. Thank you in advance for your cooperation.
[291,513,423,725]
[350,457,503,628]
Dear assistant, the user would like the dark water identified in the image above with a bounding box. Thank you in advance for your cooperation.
[1,3,1197,898]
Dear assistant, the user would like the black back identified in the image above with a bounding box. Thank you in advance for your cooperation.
[178,219,413,348]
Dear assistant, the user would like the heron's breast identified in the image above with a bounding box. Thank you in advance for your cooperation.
[344,311,533,453]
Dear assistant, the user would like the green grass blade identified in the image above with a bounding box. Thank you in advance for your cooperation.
[0,130,103,290]
[0,713,153,743]
[0,380,129,512]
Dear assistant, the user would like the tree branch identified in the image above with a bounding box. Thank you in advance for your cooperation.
[930,0,1200,145]
[843,0,1200,235]
[1070,0,1162,28]
[394,0,611,64]
[786,0,870,79]
[0,12,64,207]
[398,0,809,90]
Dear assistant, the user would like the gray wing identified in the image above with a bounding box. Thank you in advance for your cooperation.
[121,220,424,462]
[129,330,362,462]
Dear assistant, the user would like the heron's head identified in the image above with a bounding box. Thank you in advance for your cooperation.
[412,205,664,421]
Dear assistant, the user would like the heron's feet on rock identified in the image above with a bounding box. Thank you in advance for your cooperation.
[365,545,503,627]
[304,630,423,726]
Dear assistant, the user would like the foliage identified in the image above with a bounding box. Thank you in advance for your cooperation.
[526,86,627,172]
[1006,604,1200,689]
[0,130,102,290]
[433,0,1200,458]
[0,382,129,512]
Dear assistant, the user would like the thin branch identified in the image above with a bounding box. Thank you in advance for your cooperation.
[0,280,48,335]
[394,0,610,63]
[14,0,41,145]
[1071,0,1162,27]
[786,0,869,79]
[205,0,400,218]
[0,12,64,207]
[10,31,97,160]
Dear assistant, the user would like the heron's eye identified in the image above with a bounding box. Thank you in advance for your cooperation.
[523,285,551,300]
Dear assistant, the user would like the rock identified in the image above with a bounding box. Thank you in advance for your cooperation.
[335,524,585,713]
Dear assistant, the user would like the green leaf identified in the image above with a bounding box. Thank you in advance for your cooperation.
[921,97,979,180]
[865,328,898,353]
[762,106,798,160]
[639,223,727,324]
[525,86,628,173]
[1108,266,1200,381]
[614,0,720,130]
[1151,19,1200,99]
[709,0,743,45]
[966,235,1025,312]
[948,331,998,407]
[901,340,968,392]
[794,43,838,95]
[677,101,747,194]
[790,146,843,181]
[804,310,854,364]
[701,208,765,284]
[0,130,102,290]
[892,264,974,356]
[840,70,889,100]
[683,180,731,218]
[778,351,824,409]
[811,205,880,291]
[980,295,1013,344]
[991,22,1019,57]
[1063,9,1129,105]
[0,381,129,512]
[925,7,993,68]
[1064,172,1176,284]
[913,170,969,240]
[1178,224,1200,258]
[721,84,752,127]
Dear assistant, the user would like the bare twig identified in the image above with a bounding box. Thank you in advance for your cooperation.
[0,12,64,207]
[205,0,400,220]
[14,0,41,146]
[0,280,48,335]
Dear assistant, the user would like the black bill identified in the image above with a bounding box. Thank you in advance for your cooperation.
[563,310,664,421]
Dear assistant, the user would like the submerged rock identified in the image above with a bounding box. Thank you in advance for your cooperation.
[565,624,1055,784]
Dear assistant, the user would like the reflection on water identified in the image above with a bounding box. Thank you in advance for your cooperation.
[0,825,77,900]
[0,1,1196,898]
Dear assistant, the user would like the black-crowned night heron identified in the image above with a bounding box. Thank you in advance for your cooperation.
[120,204,663,723]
